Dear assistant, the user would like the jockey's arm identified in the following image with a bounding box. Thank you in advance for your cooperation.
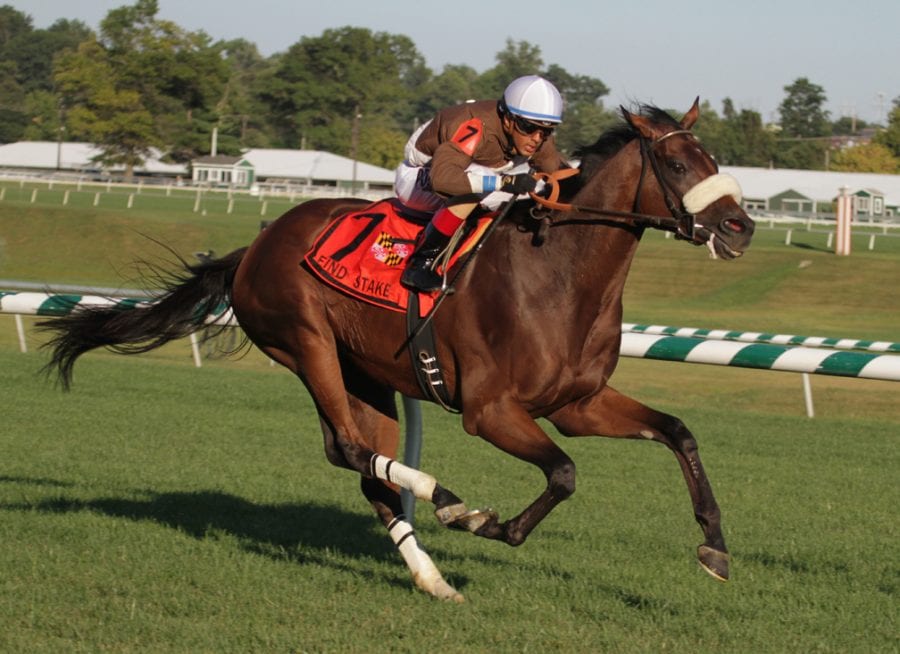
[428,141,506,197]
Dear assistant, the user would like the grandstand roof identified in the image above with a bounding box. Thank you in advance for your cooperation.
[239,148,394,185]
[0,141,187,175]
[0,142,396,185]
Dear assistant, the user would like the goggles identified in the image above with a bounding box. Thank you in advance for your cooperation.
[510,114,555,139]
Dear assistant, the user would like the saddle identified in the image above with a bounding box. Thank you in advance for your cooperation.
[305,198,491,410]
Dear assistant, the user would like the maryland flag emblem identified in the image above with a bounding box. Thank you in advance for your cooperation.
[370,232,411,267]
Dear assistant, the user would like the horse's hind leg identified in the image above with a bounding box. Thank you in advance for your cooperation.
[548,385,730,581]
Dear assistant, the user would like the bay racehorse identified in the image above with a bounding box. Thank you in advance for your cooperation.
[39,100,755,602]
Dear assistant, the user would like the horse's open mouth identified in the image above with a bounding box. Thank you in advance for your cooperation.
[696,227,745,260]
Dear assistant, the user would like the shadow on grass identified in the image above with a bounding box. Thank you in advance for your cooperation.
[790,242,833,253]
[1,478,637,596]
[741,549,851,576]
[2,480,559,591]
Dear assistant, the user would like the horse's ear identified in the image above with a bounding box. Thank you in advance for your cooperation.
[623,106,664,140]
[681,97,701,129]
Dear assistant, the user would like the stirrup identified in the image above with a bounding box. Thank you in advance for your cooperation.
[401,264,443,293]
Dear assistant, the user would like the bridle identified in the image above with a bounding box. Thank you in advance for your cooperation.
[529,129,737,245]
[637,130,698,241]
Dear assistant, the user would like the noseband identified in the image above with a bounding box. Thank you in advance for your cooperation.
[529,130,741,244]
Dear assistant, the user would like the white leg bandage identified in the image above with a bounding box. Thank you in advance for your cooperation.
[370,454,437,501]
[387,517,461,601]
[387,518,439,582]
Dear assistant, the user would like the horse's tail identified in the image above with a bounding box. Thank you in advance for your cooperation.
[37,247,248,389]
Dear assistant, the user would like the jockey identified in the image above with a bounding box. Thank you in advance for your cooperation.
[395,75,570,292]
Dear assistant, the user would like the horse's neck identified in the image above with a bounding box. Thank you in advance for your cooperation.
[552,144,646,290]
[572,139,645,219]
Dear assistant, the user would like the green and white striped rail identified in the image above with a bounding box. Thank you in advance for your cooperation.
[1,291,232,366]
[0,291,151,315]
[0,291,232,324]
[3,292,899,382]
[620,332,900,381]
[623,322,900,354]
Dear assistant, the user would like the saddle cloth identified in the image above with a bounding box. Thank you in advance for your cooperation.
[304,199,491,315]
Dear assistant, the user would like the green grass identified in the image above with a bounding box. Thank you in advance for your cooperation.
[1,347,897,653]
[1,193,898,652]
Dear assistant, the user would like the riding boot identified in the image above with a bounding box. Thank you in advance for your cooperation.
[401,222,453,292]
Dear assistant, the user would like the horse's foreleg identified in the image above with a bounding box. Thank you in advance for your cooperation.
[548,385,729,581]
[459,399,576,547]
[360,476,463,603]
[334,382,464,602]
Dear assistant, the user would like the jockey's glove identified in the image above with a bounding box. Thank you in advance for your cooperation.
[500,173,537,195]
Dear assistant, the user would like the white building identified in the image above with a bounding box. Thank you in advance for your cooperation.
[723,166,900,217]
[190,148,395,192]
[0,141,188,178]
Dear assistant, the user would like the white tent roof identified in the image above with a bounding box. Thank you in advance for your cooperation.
[0,141,187,175]
[722,166,900,206]
[240,148,394,184]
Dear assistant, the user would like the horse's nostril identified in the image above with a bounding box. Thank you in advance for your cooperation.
[722,218,745,234]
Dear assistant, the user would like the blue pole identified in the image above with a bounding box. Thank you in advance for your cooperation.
[400,395,423,523]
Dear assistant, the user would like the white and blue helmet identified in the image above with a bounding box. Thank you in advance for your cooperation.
[501,75,564,125]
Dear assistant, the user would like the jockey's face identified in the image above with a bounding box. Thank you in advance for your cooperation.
[503,113,555,157]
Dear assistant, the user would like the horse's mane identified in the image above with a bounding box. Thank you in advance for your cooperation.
[572,105,682,181]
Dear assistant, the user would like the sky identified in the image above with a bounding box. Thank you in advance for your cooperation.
[14,0,900,125]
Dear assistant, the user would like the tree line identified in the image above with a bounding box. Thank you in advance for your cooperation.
[2,0,899,176]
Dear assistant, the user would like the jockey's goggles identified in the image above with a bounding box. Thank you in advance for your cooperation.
[510,114,555,139]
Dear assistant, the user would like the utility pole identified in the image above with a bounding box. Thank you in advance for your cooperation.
[875,92,886,126]
[350,105,362,195]
[56,101,65,171]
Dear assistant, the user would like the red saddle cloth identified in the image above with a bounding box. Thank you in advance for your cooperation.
[304,199,491,315]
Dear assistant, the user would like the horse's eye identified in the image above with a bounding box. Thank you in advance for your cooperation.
[667,159,686,174]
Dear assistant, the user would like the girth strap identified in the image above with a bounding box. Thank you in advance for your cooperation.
[405,292,460,413]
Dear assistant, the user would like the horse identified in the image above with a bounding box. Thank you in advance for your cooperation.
[39,100,755,602]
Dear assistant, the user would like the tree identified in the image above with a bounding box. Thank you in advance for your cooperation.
[54,38,158,176]
[720,104,776,167]
[779,77,830,137]
[7,19,92,94]
[554,101,618,155]
[413,64,480,123]
[97,0,230,162]
[261,26,425,164]
[0,7,92,143]
[540,63,614,154]
[0,5,31,52]
[474,39,544,98]
[830,143,899,173]
[832,115,869,135]
[874,97,900,159]
[775,77,830,170]
[0,59,26,142]
[21,90,62,140]
[213,38,280,150]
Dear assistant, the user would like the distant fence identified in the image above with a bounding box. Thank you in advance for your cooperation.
[746,212,900,252]
[0,173,388,209]
[4,289,899,419]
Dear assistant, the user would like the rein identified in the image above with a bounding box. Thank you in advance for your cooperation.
[529,130,699,241]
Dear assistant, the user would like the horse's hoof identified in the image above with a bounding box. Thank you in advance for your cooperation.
[433,579,465,603]
[697,545,730,582]
[434,502,468,526]
[447,508,498,533]
[412,573,465,603]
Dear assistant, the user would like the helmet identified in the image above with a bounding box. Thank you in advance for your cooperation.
[501,75,564,124]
